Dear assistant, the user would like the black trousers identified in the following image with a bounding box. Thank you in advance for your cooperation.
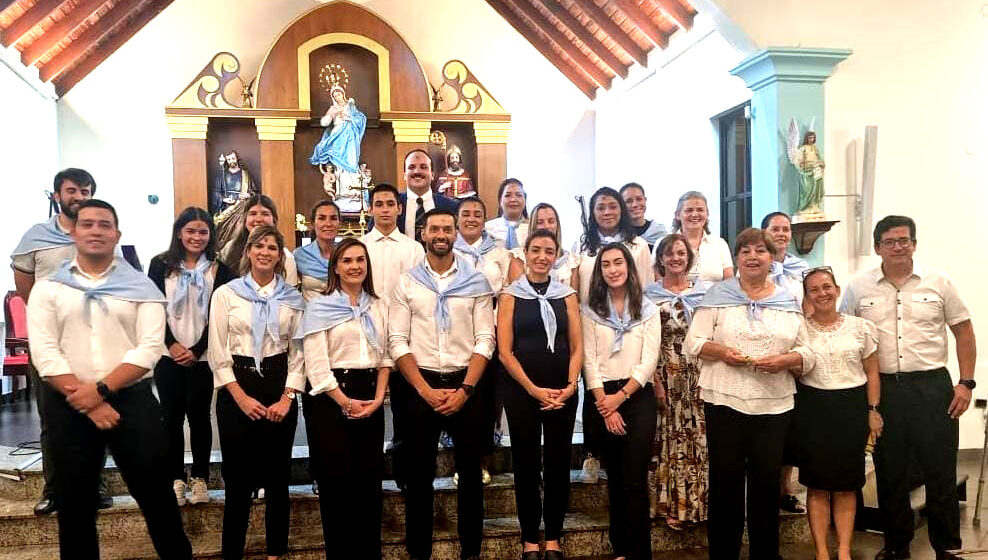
[153,357,214,481]
[503,377,577,543]
[389,372,413,488]
[217,354,298,560]
[875,369,961,553]
[405,369,485,560]
[704,403,791,560]
[31,366,54,498]
[45,379,192,560]
[306,369,384,560]
[586,381,657,560]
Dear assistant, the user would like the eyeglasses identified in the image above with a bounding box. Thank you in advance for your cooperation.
[801,265,834,280]
[878,237,915,249]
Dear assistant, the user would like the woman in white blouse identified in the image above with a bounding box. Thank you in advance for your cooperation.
[208,225,305,560]
[685,228,813,560]
[506,202,577,287]
[294,200,340,301]
[485,178,529,250]
[300,237,391,559]
[582,243,662,560]
[796,267,882,560]
[662,191,733,282]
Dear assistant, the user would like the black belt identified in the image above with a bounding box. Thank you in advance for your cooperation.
[232,353,288,375]
[420,368,467,389]
[880,367,948,382]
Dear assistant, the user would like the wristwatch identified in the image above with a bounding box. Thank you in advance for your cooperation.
[96,381,114,400]
[459,383,476,398]
[867,404,880,412]
[959,379,977,390]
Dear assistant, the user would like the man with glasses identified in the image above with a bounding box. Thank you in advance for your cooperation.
[841,215,977,560]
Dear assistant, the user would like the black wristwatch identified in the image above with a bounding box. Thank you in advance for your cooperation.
[459,383,476,398]
[867,404,880,412]
[959,379,977,390]
[96,381,114,400]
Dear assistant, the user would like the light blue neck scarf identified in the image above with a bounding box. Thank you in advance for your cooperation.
[295,289,380,353]
[639,220,668,245]
[293,241,331,280]
[408,256,493,334]
[582,293,657,355]
[168,255,211,321]
[698,277,801,322]
[227,274,305,370]
[770,253,809,286]
[504,275,575,352]
[505,220,519,250]
[643,279,710,323]
[454,232,499,268]
[11,215,72,256]
[50,259,165,325]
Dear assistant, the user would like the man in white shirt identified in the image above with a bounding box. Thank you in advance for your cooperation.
[397,149,458,241]
[389,209,495,560]
[841,215,976,560]
[26,200,192,559]
[9,168,113,516]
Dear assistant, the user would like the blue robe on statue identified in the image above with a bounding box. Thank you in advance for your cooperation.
[309,100,367,174]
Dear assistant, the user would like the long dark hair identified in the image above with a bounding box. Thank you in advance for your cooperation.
[226,194,279,270]
[325,237,378,298]
[496,178,528,219]
[588,242,644,320]
[580,187,636,256]
[159,207,217,275]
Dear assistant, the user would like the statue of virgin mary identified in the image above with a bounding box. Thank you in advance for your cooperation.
[310,84,367,212]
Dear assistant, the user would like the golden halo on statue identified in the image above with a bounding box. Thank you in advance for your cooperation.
[318,63,350,93]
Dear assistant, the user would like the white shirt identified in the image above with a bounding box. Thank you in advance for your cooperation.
[485,216,529,250]
[302,296,392,396]
[361,227,424,302]
[11,218,77,279]
[658,233,732,283]
[163,262,217,357]
[454,238,512,294]
[801,314,878,390]
[299,274,327,302]
[582,310,662,390]
[840,263,970,373]
[27,259,166,384]
[686,295,814,415]
[207,281,305,391]
[388,259,496,372]
[404,188,435,238]
[574,237,653,302]
[220,244,298,288]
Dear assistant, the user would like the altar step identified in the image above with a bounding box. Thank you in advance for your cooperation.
[855,455,970,531]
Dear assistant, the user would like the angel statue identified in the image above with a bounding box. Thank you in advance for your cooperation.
[310,82,367,213]
[787,118,826,221]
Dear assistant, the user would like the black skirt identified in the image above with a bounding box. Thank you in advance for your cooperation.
[793,382,869,491]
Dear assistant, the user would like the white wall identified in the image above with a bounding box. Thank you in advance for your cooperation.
[57,0,595,263]
[593,18,750,238]
[710,0,988,447]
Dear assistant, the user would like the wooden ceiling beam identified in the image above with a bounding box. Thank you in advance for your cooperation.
[569,0,648,67]
[21,0,108,67]
[53,0,172,95]
[1,0,66,48]
[533,0,628,79]
[0,0,19,14]
[506,0,611,89]
[39,0,142,82]
[612,0,669,49]
[487,0,597,99]
[652,0,693,30]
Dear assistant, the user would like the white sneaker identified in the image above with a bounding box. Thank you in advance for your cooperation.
[580,456,600,483]
[187,477,209,504]
[172,479,187,506]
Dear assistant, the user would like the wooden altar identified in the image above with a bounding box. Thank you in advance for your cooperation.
[165,0,510,247]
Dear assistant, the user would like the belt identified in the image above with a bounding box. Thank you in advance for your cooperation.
[880,367,948,382]
[232,353,288,375]
[333,368,377,377]
[420,368,467,388]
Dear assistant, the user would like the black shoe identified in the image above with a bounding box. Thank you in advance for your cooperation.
[780,493,806,513]
[545,550,564,560]
[33,497,57,516]
[98,493,113,510]
[522,552,541,560]
[875,548,911,560]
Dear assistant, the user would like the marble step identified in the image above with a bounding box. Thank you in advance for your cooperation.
[0,510,811,559]
[0,471,609,548]
[0,438,590,501]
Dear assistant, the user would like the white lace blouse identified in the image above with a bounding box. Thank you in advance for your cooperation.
[800,314,878,390]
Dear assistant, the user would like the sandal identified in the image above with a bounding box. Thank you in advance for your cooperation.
[780,493,806,513]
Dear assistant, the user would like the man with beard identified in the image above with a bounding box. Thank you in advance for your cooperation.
[389,209,495,560]
[10,168,113,516]
[397,149,458,242]
[210,151,257,215]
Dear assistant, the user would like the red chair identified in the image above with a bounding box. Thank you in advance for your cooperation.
[4,291,31,379]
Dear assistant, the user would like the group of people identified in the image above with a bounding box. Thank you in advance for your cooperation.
[12,150,976,560]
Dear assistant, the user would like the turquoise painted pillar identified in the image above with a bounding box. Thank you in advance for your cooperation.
[730,48,851,265]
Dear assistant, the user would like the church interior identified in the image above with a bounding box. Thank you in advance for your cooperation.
[0,0,986,558]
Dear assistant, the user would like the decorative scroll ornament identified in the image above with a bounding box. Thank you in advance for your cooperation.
[170,52,244,109]
[439,60,506,114]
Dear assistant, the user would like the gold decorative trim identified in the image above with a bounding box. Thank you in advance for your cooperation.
[439,60,506,114]
[391,120,432,143]
[473,121,511,144]
[166,116,209,139]
[169,53,242,109]
[255,117,298,141]
[297,33,391,114]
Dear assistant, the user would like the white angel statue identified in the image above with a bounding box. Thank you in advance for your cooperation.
[787,118,826,220]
